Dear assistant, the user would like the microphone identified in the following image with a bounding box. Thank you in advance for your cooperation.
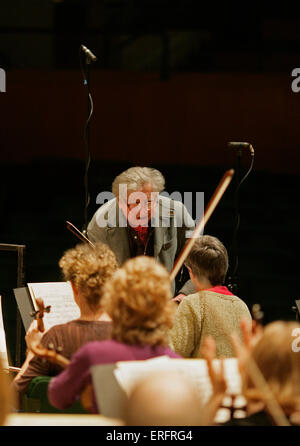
[80,45,97,62]
[228,141,254,156]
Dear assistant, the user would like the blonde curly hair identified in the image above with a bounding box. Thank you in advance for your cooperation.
[59,242,119,310]
[101,256,175,347]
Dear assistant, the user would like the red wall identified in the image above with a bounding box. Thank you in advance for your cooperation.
[1,69,300,173]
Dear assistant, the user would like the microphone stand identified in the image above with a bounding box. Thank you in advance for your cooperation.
[79,45,96,237]
[227,148,242,295]
[227,144,254,295]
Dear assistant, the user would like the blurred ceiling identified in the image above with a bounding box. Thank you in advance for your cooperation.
[1,1,300,73]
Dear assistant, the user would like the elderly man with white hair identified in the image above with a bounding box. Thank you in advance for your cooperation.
[87,166,196,299]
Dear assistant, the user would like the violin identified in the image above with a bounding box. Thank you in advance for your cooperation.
[30,297,51,333]
[29,297,67,367]
[28,298,93,412]
[251,303,264,326]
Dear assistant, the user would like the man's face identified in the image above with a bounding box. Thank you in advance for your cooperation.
[118,182,159,227]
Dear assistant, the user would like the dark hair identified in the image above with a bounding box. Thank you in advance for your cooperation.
[185,235,228,286]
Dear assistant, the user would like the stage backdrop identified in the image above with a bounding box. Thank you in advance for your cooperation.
[1,69,300,173]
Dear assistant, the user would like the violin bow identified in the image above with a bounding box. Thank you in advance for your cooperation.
[246,304,290,425]
[169,168,290,426]
[208,303,290,426]
[66,221,95,248]
[170,169,234,281]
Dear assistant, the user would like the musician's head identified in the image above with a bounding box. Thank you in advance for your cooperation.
[102,256,175,346]
[243,320,300,416]
[123,371,204,426]
[59,242,118,312]
[184,235,229,289]
[112,167,165,226]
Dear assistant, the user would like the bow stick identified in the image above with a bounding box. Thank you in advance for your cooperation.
[168,168,290,425]
[66,221,95,248]
[207,301,290,425]
[170,169,234,281]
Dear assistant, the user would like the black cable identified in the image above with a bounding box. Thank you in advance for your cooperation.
[228,152,254,292]
[79,46,94,236]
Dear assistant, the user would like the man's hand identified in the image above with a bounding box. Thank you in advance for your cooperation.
[172,293,185,304]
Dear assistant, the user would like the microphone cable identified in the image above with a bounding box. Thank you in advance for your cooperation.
[79,45,95,236]
[228,145,255,290]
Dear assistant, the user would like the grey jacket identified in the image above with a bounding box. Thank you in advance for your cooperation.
[87,195,196,296]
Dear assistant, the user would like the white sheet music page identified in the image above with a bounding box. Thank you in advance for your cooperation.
[113,357,241,403]
[114,356,171,395]
[27,282,80,331]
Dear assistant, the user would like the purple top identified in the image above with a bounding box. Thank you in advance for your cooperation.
[48,339,180,413]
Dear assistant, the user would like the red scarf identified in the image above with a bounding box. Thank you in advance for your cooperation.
[205,285,234,296]
[132,225,149,246]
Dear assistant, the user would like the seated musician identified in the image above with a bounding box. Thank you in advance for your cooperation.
[169,235,252,358]
[123,371,204,426]
[47,256,180,413]
[225,320,300,426]
[12,242,118,408]
[124,337,229,426]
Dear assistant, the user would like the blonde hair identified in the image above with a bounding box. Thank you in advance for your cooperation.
[59,242,118,310]
[102,256,175,346]
[112,167,165,197]
[243,321,300,415]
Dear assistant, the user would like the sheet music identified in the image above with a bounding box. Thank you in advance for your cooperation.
[113,356,241,404]
[114,356,171,395]
[92,356,244,423]
[27,282,80,331]
[0,295,9,369]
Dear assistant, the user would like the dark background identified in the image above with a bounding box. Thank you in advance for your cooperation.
[1,1,300,365]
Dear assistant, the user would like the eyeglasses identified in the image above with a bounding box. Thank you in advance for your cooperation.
[126,199,154,210]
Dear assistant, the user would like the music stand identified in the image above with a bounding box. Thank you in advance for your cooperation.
[0,243,25,366]
[294,299,300,321]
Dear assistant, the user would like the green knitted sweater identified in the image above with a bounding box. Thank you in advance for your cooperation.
[169,290,252,358]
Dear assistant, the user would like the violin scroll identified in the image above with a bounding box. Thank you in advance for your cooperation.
[30,297,51,333]
[251,303,264,325]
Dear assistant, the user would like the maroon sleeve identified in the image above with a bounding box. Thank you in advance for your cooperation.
[48,344,94,409]
[12,326,64,404]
